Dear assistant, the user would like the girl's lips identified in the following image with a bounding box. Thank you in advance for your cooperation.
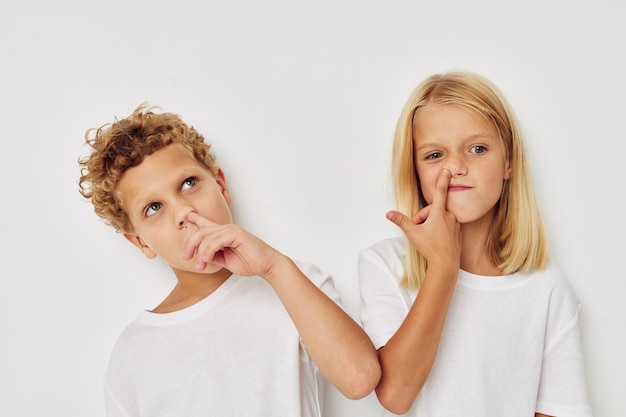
[448,185,472,191]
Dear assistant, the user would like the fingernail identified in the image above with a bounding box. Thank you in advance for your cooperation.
[386,212,401,225]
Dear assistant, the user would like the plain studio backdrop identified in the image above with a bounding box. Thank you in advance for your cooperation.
[1,1,624,416]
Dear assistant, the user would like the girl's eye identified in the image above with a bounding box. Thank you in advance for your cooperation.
[470,145,487,155]
[145,202,162,217]
[182,177,197,191]
[425,152,443,160]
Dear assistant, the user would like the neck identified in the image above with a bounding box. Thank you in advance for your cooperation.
[152,267,233,313]
[459,216,502,276]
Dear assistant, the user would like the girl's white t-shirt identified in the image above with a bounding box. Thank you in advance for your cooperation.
[358,237,593,417]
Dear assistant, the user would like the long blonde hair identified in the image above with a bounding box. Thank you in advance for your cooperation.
[392,71,549,288]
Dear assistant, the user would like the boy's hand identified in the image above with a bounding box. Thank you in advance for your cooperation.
[184,215,381,400]
[386,169,461,268]
[182,213,282,278]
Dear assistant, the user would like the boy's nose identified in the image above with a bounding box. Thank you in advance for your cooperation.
[177,207,195,229]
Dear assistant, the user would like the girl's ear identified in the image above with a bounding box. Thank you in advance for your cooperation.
[503,158,512,180]
[123,233,157,259]
[215,167,233,205]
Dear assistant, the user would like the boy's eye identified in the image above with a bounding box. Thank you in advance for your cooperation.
[182,177,197,191]
[470,145,487,154]
[145,202,162,217]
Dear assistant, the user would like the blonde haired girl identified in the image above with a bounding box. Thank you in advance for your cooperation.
[358,71,592,417]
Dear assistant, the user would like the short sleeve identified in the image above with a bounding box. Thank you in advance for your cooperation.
[104,383,134,417]
[535,272,594,417]
[357,238,413,350]
[291,259,343,374]
[104,333,139,417]
[294,260,341,306]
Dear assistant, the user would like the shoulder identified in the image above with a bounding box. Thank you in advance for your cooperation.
[542,263,582,314]
[358,236,405,263]
[357,237,407,290]
[105,316,146,374]
[109,313,151,348]
[525,263,583,341]
[529,263,580,305]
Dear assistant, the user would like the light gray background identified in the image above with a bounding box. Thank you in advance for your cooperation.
[1,1,623,416]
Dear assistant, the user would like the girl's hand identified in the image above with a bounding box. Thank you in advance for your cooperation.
[386,169,461,268]
[181,213,282,278]
[374,169,461,413]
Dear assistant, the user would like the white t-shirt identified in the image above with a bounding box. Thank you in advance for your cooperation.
[358,237,593,417]
[104,262,339,417]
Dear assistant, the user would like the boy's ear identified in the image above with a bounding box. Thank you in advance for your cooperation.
[215,167,233,205]
[123,233,157,259]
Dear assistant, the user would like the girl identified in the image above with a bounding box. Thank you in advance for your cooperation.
[358,71,593,417]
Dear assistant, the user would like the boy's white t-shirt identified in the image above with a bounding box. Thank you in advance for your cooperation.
[104,262,338,417]
[358,237,593,417]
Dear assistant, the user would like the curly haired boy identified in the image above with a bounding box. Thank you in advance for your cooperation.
[79,104,380,417]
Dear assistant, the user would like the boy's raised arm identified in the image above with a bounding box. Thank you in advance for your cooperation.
[183,214,381,399]
[264,256,381,399]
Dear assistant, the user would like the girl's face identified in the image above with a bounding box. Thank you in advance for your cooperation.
[413,104,511,226]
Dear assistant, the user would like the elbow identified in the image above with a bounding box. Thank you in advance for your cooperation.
[340,360,382,400]
[375,382,419,415]
[376,393,414,415]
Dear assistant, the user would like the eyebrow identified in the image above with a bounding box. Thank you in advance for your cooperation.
[128,166,206,209]
[415,132,495,151]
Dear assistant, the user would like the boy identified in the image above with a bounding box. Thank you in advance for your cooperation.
[78,104,380,417]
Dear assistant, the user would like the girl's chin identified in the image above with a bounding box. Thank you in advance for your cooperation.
[450,211,496,227]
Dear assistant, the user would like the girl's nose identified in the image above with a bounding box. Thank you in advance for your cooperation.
[443,156,468,177]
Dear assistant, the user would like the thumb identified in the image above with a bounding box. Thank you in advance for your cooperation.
[386,210,412,231]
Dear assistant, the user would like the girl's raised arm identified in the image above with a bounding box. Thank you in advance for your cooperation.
[375,169,461,414]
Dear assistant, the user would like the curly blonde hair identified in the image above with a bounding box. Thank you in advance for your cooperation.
[78,103,217,233]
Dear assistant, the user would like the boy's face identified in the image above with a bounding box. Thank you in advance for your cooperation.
[117,143,233,274]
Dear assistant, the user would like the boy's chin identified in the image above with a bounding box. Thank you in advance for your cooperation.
[171,262,225,275]
[200,264,225,275]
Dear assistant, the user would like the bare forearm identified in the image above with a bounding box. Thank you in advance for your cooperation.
[265,256,381,399]
[376,264,458,414]
[182,217,380,397]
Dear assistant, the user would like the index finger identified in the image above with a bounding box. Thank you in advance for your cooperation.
[430,168,451,214]
[187,212,217,228]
